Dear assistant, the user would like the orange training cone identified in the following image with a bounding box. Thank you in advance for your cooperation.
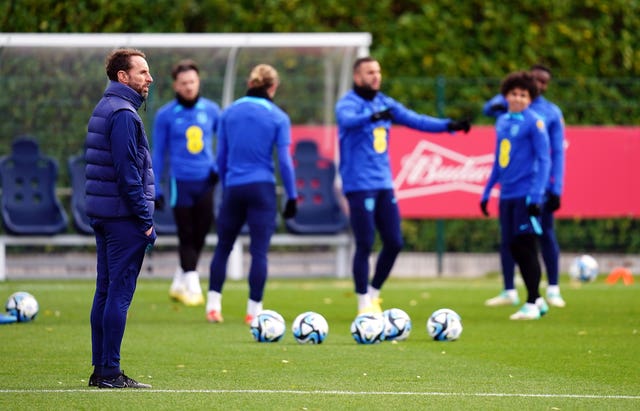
[606,266,634,285]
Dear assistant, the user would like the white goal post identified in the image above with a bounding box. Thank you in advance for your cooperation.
[0,32,371,108]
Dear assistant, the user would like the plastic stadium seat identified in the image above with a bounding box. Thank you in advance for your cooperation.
[285,140,348,235]
[0,137,68,235]
[67,154,93,234]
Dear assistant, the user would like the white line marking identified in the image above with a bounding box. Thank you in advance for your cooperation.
[0,389,638,399]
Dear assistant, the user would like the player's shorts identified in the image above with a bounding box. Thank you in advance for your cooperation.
[171,178,213,208]
[499,197,542,239]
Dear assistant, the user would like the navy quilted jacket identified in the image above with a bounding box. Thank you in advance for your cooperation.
[85,81,155,229]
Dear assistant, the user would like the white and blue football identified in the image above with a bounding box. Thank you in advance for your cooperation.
[569,254,599,282]
[426,308,463,341]
[351,313,385,344]
[250,310,286,342]
[5,291,39,323]
[382,308,412,341]
[292,311,329,344]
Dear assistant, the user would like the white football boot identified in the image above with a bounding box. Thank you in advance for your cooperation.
[485,290,520,306]
[168,267,185,302]
[182,271,204,306]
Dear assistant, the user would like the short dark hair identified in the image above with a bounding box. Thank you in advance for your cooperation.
[353,56,377,72]
[171,59,199,80]
[500,71,539,100]
[530,63,552,77]
[105,48,146,81]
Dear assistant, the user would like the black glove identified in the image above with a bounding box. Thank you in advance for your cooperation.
[447,119,471,133]
[154,194,165,211]
[527,203,542,217]
[208,170,219,186]
[489,103,507,112]
[546,193,561,212]
[480,200,489,217]
[282,198,297,219]
[370,108,393,122]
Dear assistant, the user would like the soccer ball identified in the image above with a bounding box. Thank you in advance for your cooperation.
[426,308,463,341]
[250,310,286,342]
[291,311,329,344]
[382,308,412,341]
[350,313,385,344]
[5,291,39,323]
[569,254,599,282]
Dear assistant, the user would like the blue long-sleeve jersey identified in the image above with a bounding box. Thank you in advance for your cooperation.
[482,108,551,204]
[152,97,220,196]
[483,93,565,195]
[335,90,452,193]
[217,96,297,200]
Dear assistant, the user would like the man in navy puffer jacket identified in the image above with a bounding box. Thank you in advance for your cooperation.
[85,48,156,389]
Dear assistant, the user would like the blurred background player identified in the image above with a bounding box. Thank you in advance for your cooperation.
[206,64,297,324]
[152,59,221,306]
[480,71,551,320]
[335,56,471,315]
[482,64,566,308]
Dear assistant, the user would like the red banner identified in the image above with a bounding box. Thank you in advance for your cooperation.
[291,125,640,218]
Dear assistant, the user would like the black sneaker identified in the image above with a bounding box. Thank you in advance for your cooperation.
[98,371,152,389]
[88,373,100,387]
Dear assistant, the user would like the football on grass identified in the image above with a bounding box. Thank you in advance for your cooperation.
[426,308,463,341]
[250,310,286,342]
[5,291,39,323]
[350,313,385,344]
[382,308,412,341]
[569,254,599,282]
[291,311,329,344]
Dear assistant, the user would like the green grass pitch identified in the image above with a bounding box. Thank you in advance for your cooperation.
[0,275,638,410]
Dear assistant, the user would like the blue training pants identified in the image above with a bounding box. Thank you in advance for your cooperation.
[346,189,403,295]
[209,182,277,302]
[90,218,155,369]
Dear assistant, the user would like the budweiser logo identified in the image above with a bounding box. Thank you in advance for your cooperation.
[393,140,498,199]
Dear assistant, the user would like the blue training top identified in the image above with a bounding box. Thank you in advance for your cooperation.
[335,89,452,193]
[152,97,220,197]
[481,108,551,204]
[483,93,565,195]
[217,95,297,200]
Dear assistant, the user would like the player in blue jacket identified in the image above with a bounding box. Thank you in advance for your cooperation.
[482,64,566,308]
[336,56,471,315]
[152,60,220,307]
[207,64,297,325]
[481,71,551,320]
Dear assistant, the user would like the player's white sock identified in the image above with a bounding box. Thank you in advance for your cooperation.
[207,291,222,312]
[505,289,518,300]
[367,285,380,301]
[357,293,371,312]
[547,285,560,295]
[247,299,263,317]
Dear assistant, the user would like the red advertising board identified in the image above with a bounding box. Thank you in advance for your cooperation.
[291,125,640,219]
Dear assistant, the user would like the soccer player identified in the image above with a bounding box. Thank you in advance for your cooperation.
[482,64,566,308]
[85,48,155,388]
[206,64,297,325]
[480,71,551,320]
[152,59,221,307]
[335,56,471,315]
